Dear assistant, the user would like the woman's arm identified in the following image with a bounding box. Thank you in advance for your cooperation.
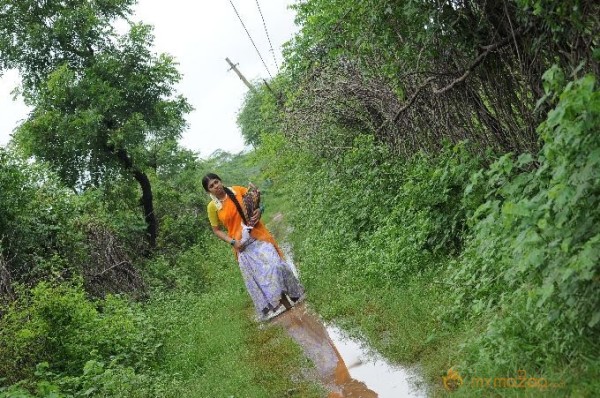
[211,226,245,251]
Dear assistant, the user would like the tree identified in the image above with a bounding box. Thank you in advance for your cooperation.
[278,0,598,158]
[1,1,192,248]
[236,80,281,147]
[0,0,135,87]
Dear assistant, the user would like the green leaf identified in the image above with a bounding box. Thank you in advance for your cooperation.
[502,201,529,217]
[516,153,534,167]
[589,311,600,328]
[536,283,554,307]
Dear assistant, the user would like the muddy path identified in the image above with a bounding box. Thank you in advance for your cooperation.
[267,213,426,397]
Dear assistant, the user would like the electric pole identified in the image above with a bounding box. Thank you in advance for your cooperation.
[225,57,283,107]
[225,57,254,92]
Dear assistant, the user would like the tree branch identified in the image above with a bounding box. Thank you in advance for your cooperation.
[93,261,129,277]
[434,28,524,95]
[379,29,526,133]
[392,76,435,123]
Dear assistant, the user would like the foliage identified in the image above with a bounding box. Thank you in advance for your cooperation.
[0,0,136,88]
[0,0,598,396]
[16,23,192,190]
[447,71,600,370]
[0,282,160,386]
[0,146,151,300]
[141,246,210,293]
[273,0,599,159]
[258,133,483,287]
[237,79,283,147]
[151,142,209,252]
[246,63,599,394]
[3,0,193,247]
[0,149,85,286]
[516,0,599,40]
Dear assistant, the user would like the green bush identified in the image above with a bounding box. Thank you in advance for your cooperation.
[0,150,86,285]
[361,142,483,281]
[141,245,211,292]
[448,71,600,374]
[265,134,483,286]
[0,282,160,386]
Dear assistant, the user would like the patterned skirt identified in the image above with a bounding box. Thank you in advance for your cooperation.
[237,239,305,321]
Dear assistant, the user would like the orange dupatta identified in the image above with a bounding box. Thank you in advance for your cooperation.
[217,186,283,259]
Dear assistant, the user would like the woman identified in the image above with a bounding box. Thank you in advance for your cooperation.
[202,173,305,321]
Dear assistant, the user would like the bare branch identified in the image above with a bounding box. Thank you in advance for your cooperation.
[393,77,436,123]
[434,29,524,95]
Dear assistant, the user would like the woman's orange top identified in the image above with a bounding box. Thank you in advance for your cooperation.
[208,185,283,259]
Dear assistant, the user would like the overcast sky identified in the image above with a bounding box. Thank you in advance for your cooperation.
[0,0,299,158]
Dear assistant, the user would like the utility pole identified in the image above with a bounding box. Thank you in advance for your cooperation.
[225,57,254,92]
[225,57,284,107]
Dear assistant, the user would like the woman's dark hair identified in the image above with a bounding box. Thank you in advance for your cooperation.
[202,173,249,225]
[224,187,248,225]
[202,173,221,191]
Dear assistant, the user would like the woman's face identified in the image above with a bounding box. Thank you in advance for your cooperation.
[207,178,225,196]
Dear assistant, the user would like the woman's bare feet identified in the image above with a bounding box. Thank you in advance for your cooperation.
[280,294,293,310]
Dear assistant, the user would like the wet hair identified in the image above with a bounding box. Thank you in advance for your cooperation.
[202,173,221,191]
[202,173,249,225]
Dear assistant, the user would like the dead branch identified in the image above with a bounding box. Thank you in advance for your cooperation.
[433,29,524,95]
[393,77,436,123]
[93,261,130,277]
[81,221,146,299]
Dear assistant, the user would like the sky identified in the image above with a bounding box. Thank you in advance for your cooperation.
[0,0,299,158]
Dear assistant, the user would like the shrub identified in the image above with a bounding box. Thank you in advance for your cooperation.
[449,71,600,369]
[0,282,160,385]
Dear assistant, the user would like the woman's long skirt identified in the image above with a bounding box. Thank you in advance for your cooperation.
[237,239,305,321]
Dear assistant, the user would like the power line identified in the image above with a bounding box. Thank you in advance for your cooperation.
[228,0,273,79]
[255,0,279,71]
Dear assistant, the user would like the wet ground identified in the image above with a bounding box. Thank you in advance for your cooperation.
[269,215,426,397]
[271,303,426,397]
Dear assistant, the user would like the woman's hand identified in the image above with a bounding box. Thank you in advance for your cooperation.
[234,240,245,252]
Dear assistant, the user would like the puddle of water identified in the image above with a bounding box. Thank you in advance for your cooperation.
[326,325,426,398]
[272,304,427,397]
[273,234,426,397]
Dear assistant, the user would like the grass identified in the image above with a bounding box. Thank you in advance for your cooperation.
[263,186,591,397]
[144,239,324,398]
[289,240,599,397]
[176,174,596,397]
[290,246,591,397]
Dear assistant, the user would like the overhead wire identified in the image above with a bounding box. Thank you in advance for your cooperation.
[254,0,279,72]
[228,0,273,79]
